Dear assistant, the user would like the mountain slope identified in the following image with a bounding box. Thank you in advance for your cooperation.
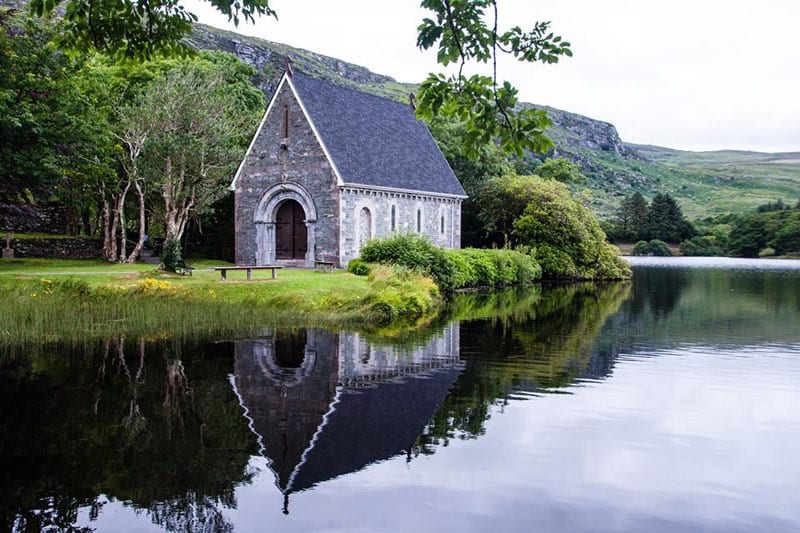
[190,23,800,219]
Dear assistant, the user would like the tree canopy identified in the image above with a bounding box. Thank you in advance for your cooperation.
[28,0,275,60]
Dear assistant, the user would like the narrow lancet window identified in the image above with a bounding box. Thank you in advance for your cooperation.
[391,205,397,231]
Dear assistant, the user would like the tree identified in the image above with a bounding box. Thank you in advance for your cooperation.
[0,10,117,232]
[727,214,767,257]
[415,0,572,158]
[27,0,569,159]
[511,176,630,279]
[134,53,263,259]
[428,116,512,246]
[644,192,694,243]
[477,173,540,246]
[611,192,648,242]
[770,211,800,255]
[535,157,584,183]
[28,0,276,60]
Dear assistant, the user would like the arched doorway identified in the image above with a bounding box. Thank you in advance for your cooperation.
[275,200,308,260]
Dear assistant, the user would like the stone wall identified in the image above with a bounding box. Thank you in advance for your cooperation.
[235,80,340,266]
[6,237,103,259]
[339,187,462,264]
[0,204,67,234]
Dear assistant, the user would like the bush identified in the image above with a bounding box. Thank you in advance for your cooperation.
[359,233,457,291]
[161,239,182,272]
[647,239,673,256]
[509,176,630,279]
[632,241,651,256]
[347,259,373,276]
[357,234,541,291]
[632,239,672,257]
[679,236,723,256]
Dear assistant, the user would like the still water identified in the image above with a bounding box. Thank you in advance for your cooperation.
[2,258,799,532]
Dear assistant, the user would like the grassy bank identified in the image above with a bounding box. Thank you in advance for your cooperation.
[0,259,440,345]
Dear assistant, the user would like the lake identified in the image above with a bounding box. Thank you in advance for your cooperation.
[2,258,799,532]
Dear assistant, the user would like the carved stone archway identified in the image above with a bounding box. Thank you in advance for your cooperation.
[254,183,317,267]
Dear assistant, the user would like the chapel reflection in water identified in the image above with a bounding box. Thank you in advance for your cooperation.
[231,325,462,512]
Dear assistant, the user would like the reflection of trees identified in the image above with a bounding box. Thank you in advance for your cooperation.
[0,337,256,532]
[418,282,630,446]
[628,267,689,318]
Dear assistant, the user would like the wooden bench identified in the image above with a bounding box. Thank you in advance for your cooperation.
[315,260,335,273]
[213,265,282,281]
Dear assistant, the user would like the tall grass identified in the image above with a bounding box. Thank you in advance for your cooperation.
[0,267,441,346]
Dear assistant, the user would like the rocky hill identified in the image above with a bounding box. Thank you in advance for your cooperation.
[190,23,800,219]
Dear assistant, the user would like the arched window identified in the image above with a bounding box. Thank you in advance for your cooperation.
[416,209,422,233]
[358,207,372,251]
[283,104,290,138]
[390,205,397,231]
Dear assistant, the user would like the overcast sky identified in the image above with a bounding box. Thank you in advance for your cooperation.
[187,0,800,153]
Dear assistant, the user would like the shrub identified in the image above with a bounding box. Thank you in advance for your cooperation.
[357,234,541,291]
[347,259,373,276]
[632,240,651,256]
[161,239,182,272]
[632,239,672,257]
[361,265,440,324]
[510,176,630,279]
[647,239,673,256]
[679,236,723,256]
[758,247,776,258]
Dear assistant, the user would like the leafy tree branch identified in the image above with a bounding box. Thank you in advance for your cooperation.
[416,0,572,158]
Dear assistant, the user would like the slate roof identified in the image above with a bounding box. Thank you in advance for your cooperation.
[288,71,467,197]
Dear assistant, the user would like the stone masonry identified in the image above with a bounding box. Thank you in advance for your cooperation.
[234,82,340,266]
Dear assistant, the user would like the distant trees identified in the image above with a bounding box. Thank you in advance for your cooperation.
[727,207,800,257]
[607,192,694,244]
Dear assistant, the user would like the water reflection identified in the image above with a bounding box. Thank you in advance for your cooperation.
[0,337,256,532]
[3,261,799,531]
[232,326,462,512]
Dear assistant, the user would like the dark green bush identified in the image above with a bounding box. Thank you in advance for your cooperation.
[679,236,723,256]
[161,239,182,272]
[347,259,373,276]
[632,241,650,256]
[632,239,672,257]
[647,239,673,256]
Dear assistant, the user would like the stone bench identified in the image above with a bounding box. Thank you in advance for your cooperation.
[315,260,335,273]
[213,265,283,281]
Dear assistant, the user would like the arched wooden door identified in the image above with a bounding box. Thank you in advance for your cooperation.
[275,200,308,260]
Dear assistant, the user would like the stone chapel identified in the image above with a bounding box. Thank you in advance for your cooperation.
[231,68,467,268]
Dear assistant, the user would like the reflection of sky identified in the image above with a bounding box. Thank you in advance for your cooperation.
[256,347,800,532]
[77,345,800,532]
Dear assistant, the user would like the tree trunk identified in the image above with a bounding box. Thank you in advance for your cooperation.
[124,180,146,263]
[101,194,114,261]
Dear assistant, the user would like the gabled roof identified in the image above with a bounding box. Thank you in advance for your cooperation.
[232,70,467,198]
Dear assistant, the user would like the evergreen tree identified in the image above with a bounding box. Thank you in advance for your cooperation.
[611,192,648,241]
[644,193,694,243]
